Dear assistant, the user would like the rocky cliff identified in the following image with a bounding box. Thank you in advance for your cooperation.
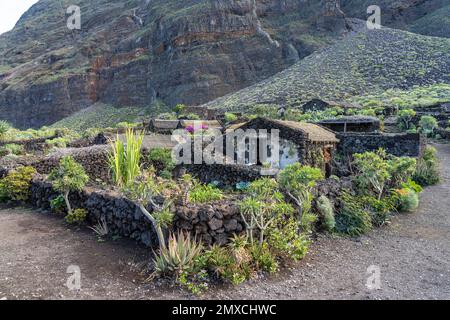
[0,0,448,128]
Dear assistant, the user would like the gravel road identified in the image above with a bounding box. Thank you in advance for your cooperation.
[0,144,449,300]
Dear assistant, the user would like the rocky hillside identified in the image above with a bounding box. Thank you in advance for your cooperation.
[202,26,450,111]
[0,0,449,128]
[0,0,351,128]
[341,0,450,37]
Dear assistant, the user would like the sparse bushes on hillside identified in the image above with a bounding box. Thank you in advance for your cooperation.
[0,144,25,156]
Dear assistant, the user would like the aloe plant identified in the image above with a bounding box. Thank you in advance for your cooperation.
[153,231,203,275]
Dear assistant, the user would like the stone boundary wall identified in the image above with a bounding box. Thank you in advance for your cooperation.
[337,132,424,157]
[29,176,245,247]
[0,135,59,154]
[436,128,450,140]
[186,164,266,186]
[0,145,112,182]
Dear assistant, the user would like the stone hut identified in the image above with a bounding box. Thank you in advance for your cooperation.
[183,106,218,120]
[148,119,180,134]
[318,115,381,133]
[226,118,339,175]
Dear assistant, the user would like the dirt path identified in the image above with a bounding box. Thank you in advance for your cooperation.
[0,144,449,300]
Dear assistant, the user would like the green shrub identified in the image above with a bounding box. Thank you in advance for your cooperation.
[1,144,24,156]
[267,217,310,261]
[250,243,278,274]
[46,137,69,148]
[335,193,372,236]
[397,109,416,130]
[277,164,324,230]
[49,156,89,215]
[82,128,101,139]
[50,195,66,214]
[224,112,238,123]
[109,128,144,187]
[396,188,419,212]
[173,104,186,115]
[387,156,417,187]
[65,208,88,224]
[148,147,175,179]
[413,146,440,186]
[116,122,139,129]
[0,120,11,140]
[0,166,36,202]
[358,195,396,227]
[419,116,438,137]
[353,149,390,199]
[205,244,251,286]
[154,231,203,276]
[316,195,335,232]
[189,183,223,204]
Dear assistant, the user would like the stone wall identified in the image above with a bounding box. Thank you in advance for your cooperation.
[436,128,450,140]
[337,132,424,157]
[0,145,111,182]
[174,200,245,246]
[186,164,266,187]
[29,176,245,247]
[0,135,58,154]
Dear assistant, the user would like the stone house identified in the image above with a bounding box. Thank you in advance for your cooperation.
[183,106,218,120]
[225,118,339,175]
[318,115,381,133]
[148,119,180,134]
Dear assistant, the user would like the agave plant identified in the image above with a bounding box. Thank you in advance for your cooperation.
[153,231,203,275]
[88,216,109,238]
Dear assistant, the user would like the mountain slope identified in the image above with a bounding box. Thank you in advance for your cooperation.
[0,0,350,128]
[1,0,449,129]
[202,26,450,111]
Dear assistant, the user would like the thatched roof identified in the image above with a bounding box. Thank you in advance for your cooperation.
[179,120,222,129]
[318,115,380,124]
[226,118,339,143]
[270,119,339,143]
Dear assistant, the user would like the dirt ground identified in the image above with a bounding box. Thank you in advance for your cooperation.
[0,144,449,300]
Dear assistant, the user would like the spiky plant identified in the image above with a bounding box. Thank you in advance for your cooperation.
[153,231,203,275]
[108,128,144,187]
